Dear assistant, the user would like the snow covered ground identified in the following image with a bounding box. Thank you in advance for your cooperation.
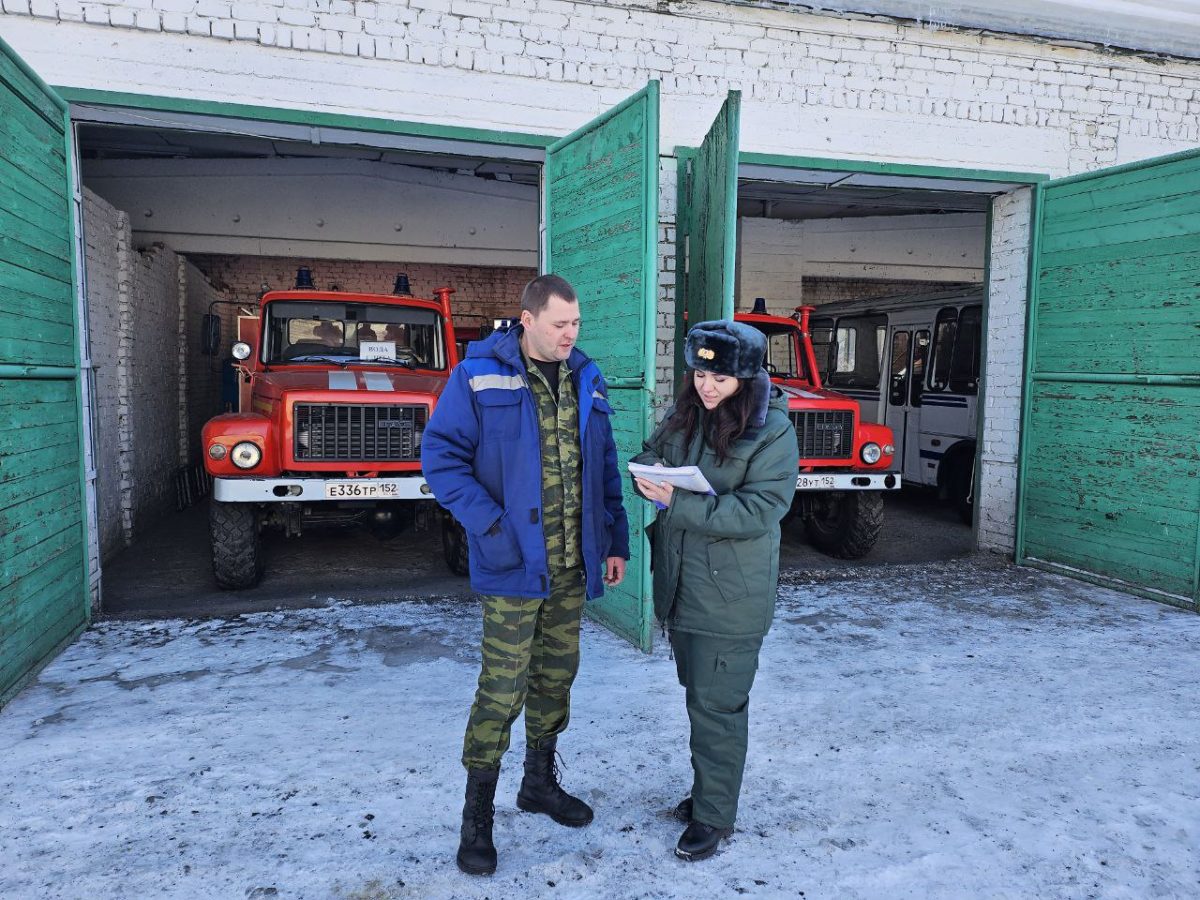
[2,557,1198,899]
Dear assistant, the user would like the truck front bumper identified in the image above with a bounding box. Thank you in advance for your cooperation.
[213,476,435,503]
[796,472,901,491]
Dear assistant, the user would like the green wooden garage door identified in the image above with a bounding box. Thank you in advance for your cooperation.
[0,38,89,704]
[544,82,660,650]
[674,91,741,385]
[678,91,740,325]
[1017,148,1200,611]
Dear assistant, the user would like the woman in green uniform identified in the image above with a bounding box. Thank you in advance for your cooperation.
[633,320,799,862]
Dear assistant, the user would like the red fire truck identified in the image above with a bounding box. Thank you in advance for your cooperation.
[738,299,900,558]
[201,270,455,588]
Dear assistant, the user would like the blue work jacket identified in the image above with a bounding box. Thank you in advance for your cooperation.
[421,325,630,599]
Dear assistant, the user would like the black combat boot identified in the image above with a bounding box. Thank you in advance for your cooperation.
[456,767,499,876]
[515,737,594,827]
[674,820,733,862]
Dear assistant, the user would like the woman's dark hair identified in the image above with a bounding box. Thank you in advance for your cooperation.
[665,370,756,464]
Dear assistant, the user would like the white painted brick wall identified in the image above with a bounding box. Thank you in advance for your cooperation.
[5,1,1198,175]
[87,195,193,550]
[653,157,677,420]
[113,205,135,544]
[128,244,182,534]
[978,186,1032,554]
[734,213,985,324]
[804,277,968,307]
[175,257,189,466]
[736,217,805,314]
[83,188,125,562]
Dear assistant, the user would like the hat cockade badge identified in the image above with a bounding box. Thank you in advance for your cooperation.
[697,347,715,360]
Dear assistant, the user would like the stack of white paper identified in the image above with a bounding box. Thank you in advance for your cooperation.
[627,462,715,496]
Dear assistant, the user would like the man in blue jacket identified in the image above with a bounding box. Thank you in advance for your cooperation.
[422,274,630,876]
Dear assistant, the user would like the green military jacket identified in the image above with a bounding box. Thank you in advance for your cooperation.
[634,379,798,639]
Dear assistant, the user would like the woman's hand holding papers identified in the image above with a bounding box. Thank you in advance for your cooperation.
[634,474,675,506]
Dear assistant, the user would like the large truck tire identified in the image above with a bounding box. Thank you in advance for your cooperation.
[951,456,975,526]
[804,491,884,559]
[209,499,264,589]
[442,515,470,577]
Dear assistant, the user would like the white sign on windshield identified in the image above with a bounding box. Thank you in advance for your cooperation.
[359,341,396,361]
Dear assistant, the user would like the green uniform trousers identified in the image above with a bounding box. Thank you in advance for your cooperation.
[671,630,764,830]
[462,562,586,771]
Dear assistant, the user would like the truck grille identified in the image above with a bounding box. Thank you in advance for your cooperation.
[789,410,854,460]
[293,404,427,462]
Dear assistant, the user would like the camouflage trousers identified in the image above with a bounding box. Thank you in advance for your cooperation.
[461,560,586,771]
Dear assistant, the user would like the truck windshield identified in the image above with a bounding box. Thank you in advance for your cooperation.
[263,300,448,370]
[750,322,810,382]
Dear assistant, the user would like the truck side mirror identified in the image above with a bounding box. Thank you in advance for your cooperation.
[201,314,221,356]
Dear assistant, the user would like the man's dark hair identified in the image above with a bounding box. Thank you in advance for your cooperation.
[520,274,577,315]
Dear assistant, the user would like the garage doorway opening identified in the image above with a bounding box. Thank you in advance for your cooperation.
[71,107,544,615]
[730,158,1032,566]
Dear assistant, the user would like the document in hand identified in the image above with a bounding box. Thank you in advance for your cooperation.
[627,462,716,496]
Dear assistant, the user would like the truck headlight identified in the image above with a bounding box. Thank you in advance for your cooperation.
[860,442,882,465]
[231,441,262,469]
[884,444,895,456]
[207,443,227,460]
[232,341,252,361]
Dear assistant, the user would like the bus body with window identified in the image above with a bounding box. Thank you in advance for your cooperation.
[810,288,983,522]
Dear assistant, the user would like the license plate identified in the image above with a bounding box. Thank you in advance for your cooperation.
[324,481,399,499]
[796,474,837,490]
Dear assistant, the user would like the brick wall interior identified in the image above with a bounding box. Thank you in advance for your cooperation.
[653,159,678,414]
[83,189,125,562]
[186,255,537,335]
[83,190,251,561]
[978,188,1033,552]
[802,278,977,308]
[127,246,182,533]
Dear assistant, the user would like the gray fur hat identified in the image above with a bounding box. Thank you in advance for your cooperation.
[684,319,767,379]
